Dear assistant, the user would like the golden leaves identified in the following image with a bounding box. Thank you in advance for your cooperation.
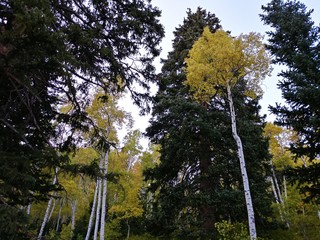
[185,27,271,102]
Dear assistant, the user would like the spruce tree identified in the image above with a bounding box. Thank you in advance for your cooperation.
[261,0,320,202]
[145,8,272,239]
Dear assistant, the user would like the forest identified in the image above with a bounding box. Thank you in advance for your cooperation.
[0,0,319,239]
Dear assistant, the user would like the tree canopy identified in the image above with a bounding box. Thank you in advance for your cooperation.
[185,27,271,102]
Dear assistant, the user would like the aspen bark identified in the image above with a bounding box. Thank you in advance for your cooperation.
[27,204,31,215]
[38,167,58,240]
[38,197,54,240]
[56,199,63,232]
[100,151,109,240]
[93,179,102,240]
[48,198,56,222]
[85,181,99,240]
[126,219,130,240]
[71,199,77,237]
[269,176,280,203]
[227,84,256,240]
[283,175,287,199]
[270,160,290,227]
[269,176,286,224]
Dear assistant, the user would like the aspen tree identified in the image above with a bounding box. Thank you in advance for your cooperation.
[185,27,271,240]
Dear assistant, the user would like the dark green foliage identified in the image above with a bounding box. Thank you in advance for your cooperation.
[0,0,163,234]
[261,0,320,159]
[145,8,221,238]
[261,0,320,202]
[145,8,272,239]
[286,163,320,203]
[0,205,31,240]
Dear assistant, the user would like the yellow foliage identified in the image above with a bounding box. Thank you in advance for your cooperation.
[185,27,271,103]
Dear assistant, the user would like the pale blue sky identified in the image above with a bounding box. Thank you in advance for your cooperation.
[152,0,320,121]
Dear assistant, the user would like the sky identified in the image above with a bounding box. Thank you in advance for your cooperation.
[119,0,320,146]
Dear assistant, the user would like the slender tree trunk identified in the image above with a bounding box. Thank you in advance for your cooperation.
[100,151,109,240]
[38,198,55,240]
[126,219,130,240]
[38,167,58,240]
[271,162,283,204]
[48,198,56,222]
[94,154,105,240]
[283,175,287,199]
[85,181,99,240]
[27,204,31,215]
[269,176,280,203]
[227,84,256,240]
[56,199,63,232]
[71,199,77,238]
[269,176,287,224]
[270,161,290,227]
[94,179,102,240]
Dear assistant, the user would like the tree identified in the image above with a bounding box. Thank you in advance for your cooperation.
[107,130,144,239]
[264,123,320,240]
[85,91,129,240]
[261,0,320,202]
[145,8,222,238]
[0,0,163,235]
[145,8,273,239]
[184,27,271,240]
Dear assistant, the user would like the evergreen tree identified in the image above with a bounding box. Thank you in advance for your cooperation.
[185,27,271,240]
[261,0,320,202]
[145,8,272,239]
[0,0,163,236]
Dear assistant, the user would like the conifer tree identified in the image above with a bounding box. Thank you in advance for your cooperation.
[185,27,271,240]
[145,8,273,239]
[261,0,320,201]
[0,0,163,235]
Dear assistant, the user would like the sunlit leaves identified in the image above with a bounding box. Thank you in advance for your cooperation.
[185,27,271,102]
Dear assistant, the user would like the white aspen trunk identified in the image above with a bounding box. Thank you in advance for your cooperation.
[56,199,63,232]
[71,199,77,239]
[85,181,99,240]
[283,175,287,199]
[126,219,130,240]
[100,151,109,240]
[270,161,290,227]
[227,84,256,240]
[38,167,58,240]
[48,198,56,222]
[270,160,283,204]
[94,175,103,240]
[94,154,105,240]
[269,176,286,224]
[27,204,31,215]
[71,200,77,230]
[268,176,280,203]
[38,198,55,240]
